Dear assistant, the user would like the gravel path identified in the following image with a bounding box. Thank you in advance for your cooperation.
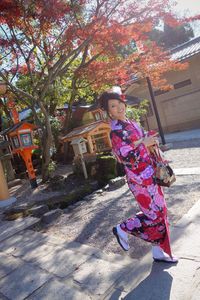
[165,139,200,169]
[40,139,200,259]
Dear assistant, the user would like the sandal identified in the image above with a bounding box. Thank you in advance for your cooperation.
[112,225,130,251]
[153,256,179,263]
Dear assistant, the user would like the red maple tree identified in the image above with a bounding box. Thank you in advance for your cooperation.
[0,0,197,180]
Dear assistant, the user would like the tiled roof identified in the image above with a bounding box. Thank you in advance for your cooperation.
[124,36,200,88]
[61,121,109,140]
[126,95,142,105]
[0,122,37,135]
[19,107,40,121]
[87,102,99,111]
[0,123,22,135]
[170,36,200,61]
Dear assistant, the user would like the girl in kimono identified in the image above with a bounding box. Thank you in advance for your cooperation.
[98,91,178,263]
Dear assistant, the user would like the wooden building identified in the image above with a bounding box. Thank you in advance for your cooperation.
[126,36,200,133]
[60,100,112,161]
[61,120,111,155]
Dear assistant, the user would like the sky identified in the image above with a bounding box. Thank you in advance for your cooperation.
[174,0,200,16]
[172,0,200,36]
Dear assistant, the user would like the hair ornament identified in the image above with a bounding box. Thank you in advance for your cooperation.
[120,94,126,101]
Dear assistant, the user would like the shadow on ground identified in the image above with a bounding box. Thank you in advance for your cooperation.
[109,262,174,300]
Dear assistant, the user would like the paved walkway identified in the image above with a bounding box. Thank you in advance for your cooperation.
[164,128,200,142]
[0,198,200,299]
[174,167,200,175]
[116,199,200,300]
[0,128,200,299]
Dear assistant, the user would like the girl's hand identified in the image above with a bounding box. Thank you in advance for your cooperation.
[142,136,159,147]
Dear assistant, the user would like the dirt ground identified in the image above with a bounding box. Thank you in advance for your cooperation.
[37,139,200,259]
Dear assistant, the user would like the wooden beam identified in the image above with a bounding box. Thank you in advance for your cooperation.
[87,135,94,153]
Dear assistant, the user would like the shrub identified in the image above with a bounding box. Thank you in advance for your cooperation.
[96,154,117,185]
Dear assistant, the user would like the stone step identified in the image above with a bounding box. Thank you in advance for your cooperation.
[0,229,135,266]
[0,217,40,242]
[0,229,137,299]
[27,278,92,300]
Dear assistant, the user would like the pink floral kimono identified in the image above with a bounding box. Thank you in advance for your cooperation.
[110,119,172,257]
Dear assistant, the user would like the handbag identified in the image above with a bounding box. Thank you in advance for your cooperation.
[151,146,176,187]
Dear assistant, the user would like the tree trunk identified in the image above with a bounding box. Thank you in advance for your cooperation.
[38,102,53,182]
[62,107,73,133]
[41,128,52,182]
[63,141,69,164]
[0,113,2,132]
[62,79,77,133]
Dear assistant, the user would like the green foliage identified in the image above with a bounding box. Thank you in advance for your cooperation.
[72,153,117,185]
[126,99,149,124]
[32,148,42,157]
[96,154,117,185]
[50,116,62,135]
[116,40,138,58]
[149,23,194,49]
[0,112,10,130]
[16,75,67,113]
[48,160,57,175]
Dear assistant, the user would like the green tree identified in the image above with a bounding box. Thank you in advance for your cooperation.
[149,23,194,49]
[126,100,149,125]
[0,0,193,181]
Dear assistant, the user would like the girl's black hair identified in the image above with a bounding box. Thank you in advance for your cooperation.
[98,92,126,113]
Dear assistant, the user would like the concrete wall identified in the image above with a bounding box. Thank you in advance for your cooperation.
[127,54,200,133]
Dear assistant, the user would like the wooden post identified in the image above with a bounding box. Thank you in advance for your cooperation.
[2,159,15,182]
[0,160,9,200]
[78,144,88,179]
[107,132,112,148]
[87,135,94,153]
[0,160,16,207]
[146,76,166,145]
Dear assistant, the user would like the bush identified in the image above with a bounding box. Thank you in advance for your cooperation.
[116,161,126,177]
[72,153,120,185]
[72,154,97,178]
[96,154,117,185]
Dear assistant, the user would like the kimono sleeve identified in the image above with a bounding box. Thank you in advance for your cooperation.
[110,128,144,163]
[110,129,155,186]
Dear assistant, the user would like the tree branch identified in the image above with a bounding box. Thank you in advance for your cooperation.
[10,27,35,84]
[0,26,19,82]
[0,71,36,102]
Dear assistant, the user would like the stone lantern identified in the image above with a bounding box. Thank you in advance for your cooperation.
[3,122,38,188]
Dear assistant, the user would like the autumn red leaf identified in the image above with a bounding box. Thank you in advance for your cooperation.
[0,0,199,181]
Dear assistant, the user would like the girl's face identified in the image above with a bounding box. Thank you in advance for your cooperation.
[108,99,126,120]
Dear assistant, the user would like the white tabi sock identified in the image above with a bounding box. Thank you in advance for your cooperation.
[152,245,168,259]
